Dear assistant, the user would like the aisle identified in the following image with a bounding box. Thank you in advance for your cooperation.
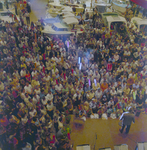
[70,113,147,150]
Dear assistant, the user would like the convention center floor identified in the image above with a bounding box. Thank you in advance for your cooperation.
[24,0,147,149]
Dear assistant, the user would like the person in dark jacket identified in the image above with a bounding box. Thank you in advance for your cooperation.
[119,107,135,134]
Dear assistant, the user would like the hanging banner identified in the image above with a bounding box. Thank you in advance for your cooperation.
[131,0,147,9]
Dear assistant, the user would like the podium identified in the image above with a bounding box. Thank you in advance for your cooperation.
[135,142,147,150]
[114,144,128,150]
[76,144,91,150]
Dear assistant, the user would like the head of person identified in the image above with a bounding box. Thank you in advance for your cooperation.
[128,107,133,113]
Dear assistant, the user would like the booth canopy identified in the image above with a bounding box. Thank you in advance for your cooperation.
[62,6,73,12]
[62,12,75,17]
[63,17,79,25]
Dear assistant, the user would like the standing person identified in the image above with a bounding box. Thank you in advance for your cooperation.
[5,0,9,9]
[119,107,135,134]
[14,3,18,15]
[25,11,30,25]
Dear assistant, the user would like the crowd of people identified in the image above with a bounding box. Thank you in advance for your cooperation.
[0,1,147,150]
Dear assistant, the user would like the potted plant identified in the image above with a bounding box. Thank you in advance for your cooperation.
[64,110,69,116]
[86,109,92,118]
[65,115,71,124]
[75,108,79,118]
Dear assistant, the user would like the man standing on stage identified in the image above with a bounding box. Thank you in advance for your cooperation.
[119,107,135,134]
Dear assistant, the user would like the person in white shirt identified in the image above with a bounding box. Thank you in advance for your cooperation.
[38,61,44,72]
[97,38,102,45]
[6,55,13,61]
[22,35,29,41]
[13,70,20,79]
[63,61,70,70]
[116,66,124,75]
[117,44,122,51]
[91,62,98,70]
[22,142,32,150]
[34,86,41,95]
[140,68,147,77]
[20,89,26,100]
[34,59,40,68]
[86,68,93,76]
[43,73,51,84]
[108,98,114,108]
[53,42,59,49]
[24,82,32,94]
[123,49,131,57]
[46,101,54,120]
[29,108,37,118]
[45,90,53,102]
[126,65,132,74]
[55,55,61,64]
[32,93,40,104]
[93,71,100,81]
[69,44,76,51]
[110,87,117,97]
[20,68,26,77]
[25,12,30,24]
[52,66,59,75]
[46,44,51,51]
[68,54,74,61]
[0,39,6,45]
[55,83,63,92]
[0,81,4,92]
[51,55,56,62]
[143,46,147,52]
[89,99,97,113]
[94,27,99,34]
[65,38,71,49]
[41,97,48,105]
[117,85,123,96]
[20,55,26,62]
[95,88,103,99]
[31,69,38,77]
[61,50,66,58]
[133,50,141,59]
[21,114,28,125]
[24,93,31,104]
[40,105,47,115]
[60,45,66,52]
[128,71,136,79]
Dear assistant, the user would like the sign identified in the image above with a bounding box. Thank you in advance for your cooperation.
[71,29,77,32]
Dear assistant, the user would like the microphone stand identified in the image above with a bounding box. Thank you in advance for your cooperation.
[93,133,97,150]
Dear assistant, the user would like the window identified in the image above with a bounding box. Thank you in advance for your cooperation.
[0,12,12,16]
[52,25,58,31]
[52,24,68,31]
[57,28,68,31]
[110,22,126,33]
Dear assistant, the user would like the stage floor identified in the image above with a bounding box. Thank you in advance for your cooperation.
[70,113,147,150]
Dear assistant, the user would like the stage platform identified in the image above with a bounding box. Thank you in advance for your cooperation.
[70,113,147,150]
